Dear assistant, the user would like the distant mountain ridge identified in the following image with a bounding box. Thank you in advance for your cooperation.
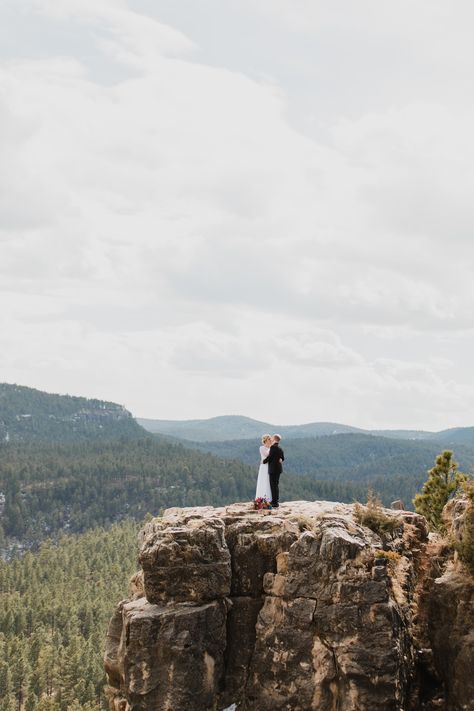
[137,416,362,441]
[137,414,474,446]
[0,383,144,442]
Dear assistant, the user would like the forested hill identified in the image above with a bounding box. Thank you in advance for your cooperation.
[0,383,144,442]
[185,433,474,476]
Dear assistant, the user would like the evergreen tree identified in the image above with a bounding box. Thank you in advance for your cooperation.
[10,644,28,710]
[24,691,38,711]
[0,695,15,711]
[0,668,12,699]
[413,450,466,531]
[35,699,61,711]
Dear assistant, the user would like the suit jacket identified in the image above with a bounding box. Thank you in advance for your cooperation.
[263,443,284,475]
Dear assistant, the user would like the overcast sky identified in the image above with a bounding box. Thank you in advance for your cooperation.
[1,0,474,429]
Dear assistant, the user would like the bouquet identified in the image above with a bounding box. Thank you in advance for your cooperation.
[254,497,272,511]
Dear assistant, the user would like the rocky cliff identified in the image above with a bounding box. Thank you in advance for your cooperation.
[104,500,474,711]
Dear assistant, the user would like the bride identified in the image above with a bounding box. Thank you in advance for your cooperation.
[255,434,272,503]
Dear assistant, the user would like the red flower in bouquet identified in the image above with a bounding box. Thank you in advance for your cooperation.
[254,497,272,510]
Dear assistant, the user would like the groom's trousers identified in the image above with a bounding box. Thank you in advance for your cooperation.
[269,471,280,506]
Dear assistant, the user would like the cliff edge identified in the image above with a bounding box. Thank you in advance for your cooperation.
[104,500,473,711]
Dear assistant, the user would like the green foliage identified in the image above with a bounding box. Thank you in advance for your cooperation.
[0,519,139,710]
[454,481,474,575]
[354,490,401,536]
[413,450,467,531]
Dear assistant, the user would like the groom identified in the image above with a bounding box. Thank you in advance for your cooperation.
[263,434,284,508]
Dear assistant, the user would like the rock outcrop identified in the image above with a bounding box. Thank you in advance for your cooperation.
[105,500,473,711]
[412,496,474,711]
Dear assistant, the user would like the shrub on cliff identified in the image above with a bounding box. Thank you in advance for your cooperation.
[454,481,474,575]
[413,450,466,532]
[354,489,401,536]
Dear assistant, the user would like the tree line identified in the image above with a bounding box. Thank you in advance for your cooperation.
[0,519,139,710]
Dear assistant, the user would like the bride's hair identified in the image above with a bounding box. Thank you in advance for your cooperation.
[261,434,271,444]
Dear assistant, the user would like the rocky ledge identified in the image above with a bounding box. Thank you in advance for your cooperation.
[104,500,473,711]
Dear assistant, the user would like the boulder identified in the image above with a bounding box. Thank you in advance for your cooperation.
[105,595,228,711]
[391,500,405,510]
[139,515,231,603]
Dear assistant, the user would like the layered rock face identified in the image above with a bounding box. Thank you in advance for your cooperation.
[106,501,446,711]
[415,497,474,711]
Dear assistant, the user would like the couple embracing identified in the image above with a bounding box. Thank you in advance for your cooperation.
[256,434,284,509]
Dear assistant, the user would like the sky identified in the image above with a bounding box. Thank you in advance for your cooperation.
[1,0,474,429]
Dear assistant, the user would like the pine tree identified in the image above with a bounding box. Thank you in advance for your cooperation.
[0,694,16,711]
[10,643,29,711]
[24,691,38,711]
[413,450,466,531]
[0,667,13,699]
[35,699,61,711]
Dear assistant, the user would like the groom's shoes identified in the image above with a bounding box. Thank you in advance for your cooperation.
[271,502,279,508]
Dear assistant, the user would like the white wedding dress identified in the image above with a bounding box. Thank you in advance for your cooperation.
[255,445,272,501]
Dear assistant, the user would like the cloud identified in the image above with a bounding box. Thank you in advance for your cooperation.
[1,0,474,428]
[32,0,195,61]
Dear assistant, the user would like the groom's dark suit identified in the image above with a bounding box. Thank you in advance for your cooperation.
[263,442,284,507]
